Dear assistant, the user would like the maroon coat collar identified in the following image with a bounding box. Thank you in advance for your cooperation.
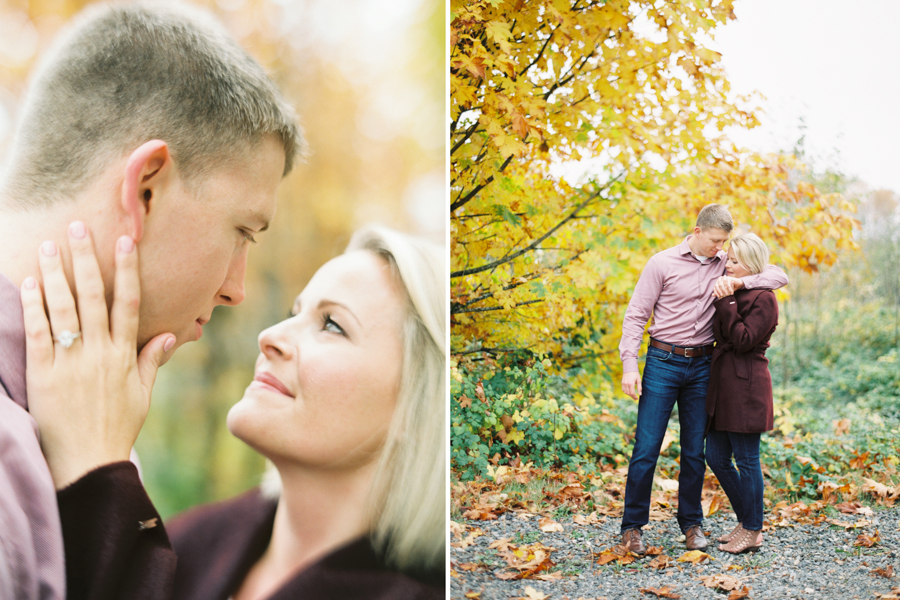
[168,488,444,600]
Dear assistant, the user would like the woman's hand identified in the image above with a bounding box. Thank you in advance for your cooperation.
[714,276,739,299]
[21,221,175,490]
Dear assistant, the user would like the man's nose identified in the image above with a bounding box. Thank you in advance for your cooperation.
[217,251,247,306]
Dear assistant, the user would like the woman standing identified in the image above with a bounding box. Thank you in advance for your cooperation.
[706,233,779,554]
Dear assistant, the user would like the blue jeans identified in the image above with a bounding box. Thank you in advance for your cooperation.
[706,428,764,530]
[621,344,711,534]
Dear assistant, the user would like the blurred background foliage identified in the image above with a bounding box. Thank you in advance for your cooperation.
[0,0,445,518]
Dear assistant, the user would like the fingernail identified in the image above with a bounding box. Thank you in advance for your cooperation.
[40,241,57,257]
[163,336,176,353]
[118,236,135,254]
[69,221,86,239]
[22,277,36,290]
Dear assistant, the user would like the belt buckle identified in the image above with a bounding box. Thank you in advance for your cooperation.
[683,346,698,357]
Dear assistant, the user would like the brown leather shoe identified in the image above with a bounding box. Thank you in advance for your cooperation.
[685,525,708,550]
[622,528,646,555]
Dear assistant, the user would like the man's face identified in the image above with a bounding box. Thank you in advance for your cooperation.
[135,137,285,358]
[693,227,730,258]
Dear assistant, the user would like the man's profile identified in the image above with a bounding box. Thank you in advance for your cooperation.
[0,3,300,598]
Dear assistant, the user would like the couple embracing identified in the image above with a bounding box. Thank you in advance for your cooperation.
[0,3,444,600]
[618,204,782,556]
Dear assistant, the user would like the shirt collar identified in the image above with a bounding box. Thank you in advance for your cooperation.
[681,235,724,264]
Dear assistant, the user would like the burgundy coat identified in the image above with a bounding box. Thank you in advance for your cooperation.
[706,288,778,433]
[168,489,445,600]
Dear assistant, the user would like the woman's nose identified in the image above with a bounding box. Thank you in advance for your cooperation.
[258,321,295,360]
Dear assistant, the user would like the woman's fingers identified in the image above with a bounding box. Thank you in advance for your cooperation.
[137,332,174,393]
[37,239,81,345]
[21,277,54,367]
[110,235,141,349]
[68,221,110,343]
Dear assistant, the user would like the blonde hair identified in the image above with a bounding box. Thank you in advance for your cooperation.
[262,225,445,572]
[729,232,769,275]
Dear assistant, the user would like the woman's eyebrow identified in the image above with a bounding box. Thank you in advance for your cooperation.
[317,299,361,326]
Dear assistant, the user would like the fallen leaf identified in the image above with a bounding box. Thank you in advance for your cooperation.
[647,554,671,570]
[639,586,680,599]
[464,592,481,599]
[833,418,851,436]
[452,526,485,549]
[649,509,672,521]
[594,545,636,566]
[450,521,464,538]
[572,512,605,526]
[539,517,564,533]
[521,585,550,600]
[459,395,473,408]
[876,588,900,600]
[728,587,751,600]
[854,530,881,548]
[456,562,482,571]
[677,550,712,564]
[698,574,742,591]
[655,477,679,492]
[872,565,894,578]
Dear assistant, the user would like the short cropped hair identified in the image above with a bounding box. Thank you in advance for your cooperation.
[3,1,300,208]
[729,232,769,275]
[261,226,446,573]
[696,204,734,233]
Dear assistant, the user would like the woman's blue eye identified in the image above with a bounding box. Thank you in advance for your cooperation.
[322,313,344,335]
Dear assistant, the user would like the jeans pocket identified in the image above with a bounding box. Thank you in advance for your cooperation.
[647,346,671,361]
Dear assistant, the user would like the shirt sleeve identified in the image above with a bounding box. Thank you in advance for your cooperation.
[56,461,176,600]
[619,255,664,373]
[741,264,788,291]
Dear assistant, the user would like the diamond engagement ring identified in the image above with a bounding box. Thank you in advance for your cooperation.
[53,330,82,348]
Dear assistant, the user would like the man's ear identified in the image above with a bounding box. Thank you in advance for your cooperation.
[121,140,171,243]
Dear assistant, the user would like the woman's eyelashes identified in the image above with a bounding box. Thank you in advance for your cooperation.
[321,313,345,336]
[284,307,346,337]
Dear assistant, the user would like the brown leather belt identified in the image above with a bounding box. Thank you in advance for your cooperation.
[649,339,714,357]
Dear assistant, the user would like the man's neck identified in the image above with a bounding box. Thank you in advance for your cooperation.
[0,203,69,286]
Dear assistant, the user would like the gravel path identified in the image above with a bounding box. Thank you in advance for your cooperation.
[451,508,900,599]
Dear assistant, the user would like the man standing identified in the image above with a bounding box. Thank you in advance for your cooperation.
[0,3,301,598]
[617,204,787,554]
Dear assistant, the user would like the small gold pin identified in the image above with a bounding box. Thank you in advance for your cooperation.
[138,518,159,531]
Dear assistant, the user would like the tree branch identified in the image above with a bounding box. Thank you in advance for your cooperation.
[450,154,514,213]
[450,176,620,278]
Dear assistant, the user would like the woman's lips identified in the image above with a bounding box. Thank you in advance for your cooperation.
[253,372,295,397]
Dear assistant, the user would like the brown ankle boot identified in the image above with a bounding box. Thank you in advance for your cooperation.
[717,522,743,543]
[718,527,763,554]
[622,528,646,555]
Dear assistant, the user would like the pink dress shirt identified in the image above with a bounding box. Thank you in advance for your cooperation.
[0,272,66,600]
[618,237,788,373]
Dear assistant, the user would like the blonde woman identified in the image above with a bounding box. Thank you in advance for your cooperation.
[22,225,445,599]
[706,233,779,554]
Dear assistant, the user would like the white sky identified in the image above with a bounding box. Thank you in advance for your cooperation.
[711,0,900,193]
